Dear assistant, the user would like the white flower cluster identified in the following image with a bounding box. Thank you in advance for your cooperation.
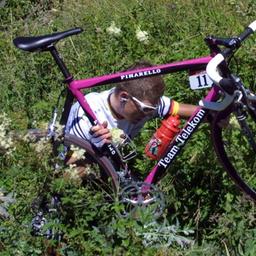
[106,22,149,43]
[33,137,51,154]
[106,22,121,35]
[110,128,124,146]
[0,113,15,155]
[136,27,149,43]
[53,122,65,137]
[63,163,84,186]
[70,144,86,160]
[63,145,89,185]
[28,122,65,156]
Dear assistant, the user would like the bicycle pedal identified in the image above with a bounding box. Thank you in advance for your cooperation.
[31,211,48,236]
[31,210,62,240]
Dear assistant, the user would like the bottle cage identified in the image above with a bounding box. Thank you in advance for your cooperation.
[113,134,137,162]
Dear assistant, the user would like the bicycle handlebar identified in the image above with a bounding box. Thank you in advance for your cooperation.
[206,20,256,87]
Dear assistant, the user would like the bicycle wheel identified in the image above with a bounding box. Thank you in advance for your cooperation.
[211,105,256,201]
[64,134,119,197]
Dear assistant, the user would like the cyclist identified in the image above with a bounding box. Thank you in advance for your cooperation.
[65,61,197,173]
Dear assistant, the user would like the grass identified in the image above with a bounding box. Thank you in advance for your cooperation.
[0,0,256,255]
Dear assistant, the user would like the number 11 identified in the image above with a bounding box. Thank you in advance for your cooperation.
[196,74,208,87]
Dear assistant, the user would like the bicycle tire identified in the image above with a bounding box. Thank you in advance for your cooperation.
[64,134,119,194]
[211,106,256,201]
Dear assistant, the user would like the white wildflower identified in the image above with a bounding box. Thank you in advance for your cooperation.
[23,128,47,143]
[70,145,86,160]
[53,122,65,141]
[32,120,38,127]
[34,137,51,154]
[136,27,149,43]
[63,163,94,186]
[110,128,124,145]
[63,164,82,186]
[95,27,103,33]
[54,122,65,135]
[23,132,37,143]
[0,113,15,155]
[106,22,121,35]
[23,121,64,143]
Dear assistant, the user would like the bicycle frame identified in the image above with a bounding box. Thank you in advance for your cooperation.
[66,55,221,185]
[13,20,256,204]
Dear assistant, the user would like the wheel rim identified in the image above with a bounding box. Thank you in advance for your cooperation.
[212,107,256,201]
[64,134,119,198]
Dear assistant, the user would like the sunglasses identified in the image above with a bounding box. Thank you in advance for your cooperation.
[130,96,158,114]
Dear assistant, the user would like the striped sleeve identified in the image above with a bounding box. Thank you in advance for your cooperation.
[157,96,172,118]
[66,102,92,140]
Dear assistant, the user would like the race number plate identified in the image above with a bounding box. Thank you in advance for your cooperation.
[189,70,213,90]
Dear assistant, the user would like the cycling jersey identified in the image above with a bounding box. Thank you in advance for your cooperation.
[65,88,171,147]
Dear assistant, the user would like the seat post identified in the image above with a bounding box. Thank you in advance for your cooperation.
[48,45,74,125]
[49,45,73,82]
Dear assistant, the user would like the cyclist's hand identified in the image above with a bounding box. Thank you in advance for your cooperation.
[89,121,112,148]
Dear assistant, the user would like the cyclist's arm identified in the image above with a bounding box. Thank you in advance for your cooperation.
[176,102,198,118]
[159,96,197,119]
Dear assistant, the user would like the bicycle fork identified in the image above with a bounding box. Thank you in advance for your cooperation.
[234,102,256,152]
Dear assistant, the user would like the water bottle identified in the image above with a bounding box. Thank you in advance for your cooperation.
[145,115,180,160]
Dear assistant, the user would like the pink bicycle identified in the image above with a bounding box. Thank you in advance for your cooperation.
[13,21,256,218]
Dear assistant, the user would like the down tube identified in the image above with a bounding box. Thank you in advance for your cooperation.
[144,87,219,184]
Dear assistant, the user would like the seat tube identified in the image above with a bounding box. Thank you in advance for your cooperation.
[49,46,73,82]
[48,46,74,125]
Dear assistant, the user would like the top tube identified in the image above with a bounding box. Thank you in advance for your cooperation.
[67,55,211,128]
[68,56,211,90]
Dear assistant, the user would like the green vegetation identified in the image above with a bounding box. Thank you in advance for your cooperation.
[0,0,256,255]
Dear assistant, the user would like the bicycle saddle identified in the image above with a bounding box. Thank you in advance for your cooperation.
[13,27,83,52]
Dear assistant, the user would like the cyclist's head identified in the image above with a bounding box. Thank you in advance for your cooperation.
[115,60,165,104]
[113,60,165,123]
